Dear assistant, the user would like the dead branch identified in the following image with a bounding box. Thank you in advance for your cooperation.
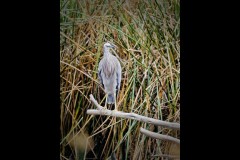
[87,94,180,130]
[140,127,180,144]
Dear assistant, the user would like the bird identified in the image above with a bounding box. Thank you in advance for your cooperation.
[98,42,121,110]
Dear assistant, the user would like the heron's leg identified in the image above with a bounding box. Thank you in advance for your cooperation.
[102,93,108,110]
[105,95,107,107]
[114,93,117,111]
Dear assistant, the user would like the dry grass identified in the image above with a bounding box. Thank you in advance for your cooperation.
[60,0,180,159]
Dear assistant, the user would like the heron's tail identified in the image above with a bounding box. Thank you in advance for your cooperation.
[107,93,115,104]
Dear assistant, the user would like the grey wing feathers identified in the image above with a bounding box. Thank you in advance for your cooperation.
[116,58,121,92]
[98,60,104,86]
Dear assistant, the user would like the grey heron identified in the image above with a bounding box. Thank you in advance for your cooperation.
[98,42,121,110]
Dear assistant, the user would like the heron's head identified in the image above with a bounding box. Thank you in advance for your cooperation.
[103,42,115,49]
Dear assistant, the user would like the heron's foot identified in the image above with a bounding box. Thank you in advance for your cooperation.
[100,105,108,114]
[101,106,107,110]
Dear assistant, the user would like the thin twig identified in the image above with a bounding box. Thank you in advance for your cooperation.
[87,94,180,130]
[140,127,180,144]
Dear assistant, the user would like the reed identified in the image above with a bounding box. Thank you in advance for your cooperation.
[60,0,180,159]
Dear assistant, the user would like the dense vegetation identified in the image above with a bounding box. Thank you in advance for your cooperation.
[60,0,180,159]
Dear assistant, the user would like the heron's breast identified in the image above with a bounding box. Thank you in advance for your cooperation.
[102,58,116,78]
[103,77,117,93]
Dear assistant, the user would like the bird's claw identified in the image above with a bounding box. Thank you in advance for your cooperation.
[100,106,108,114]
[102,106,107,110]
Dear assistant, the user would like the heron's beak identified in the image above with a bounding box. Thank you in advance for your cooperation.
[111,44,117,49]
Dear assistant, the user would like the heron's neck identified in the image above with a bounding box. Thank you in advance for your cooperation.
[103,48,111,57]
